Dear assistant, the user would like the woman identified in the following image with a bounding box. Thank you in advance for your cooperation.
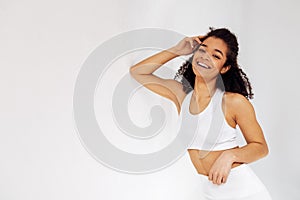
[130,27,272,199]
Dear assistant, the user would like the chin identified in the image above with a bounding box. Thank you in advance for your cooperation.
[192,65,205,77]
[192,66,217,82]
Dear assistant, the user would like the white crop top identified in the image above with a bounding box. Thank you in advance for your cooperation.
[180,88,238,151]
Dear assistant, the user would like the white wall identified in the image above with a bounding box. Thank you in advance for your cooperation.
[238,1,300,199]
[1,0,299,199]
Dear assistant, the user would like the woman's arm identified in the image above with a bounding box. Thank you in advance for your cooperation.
[129,47,184,112]
[224,94,269,163]
[129,36,202,114]
[130,36,201,75]
[129,48,179,75]
[208,93,269,185]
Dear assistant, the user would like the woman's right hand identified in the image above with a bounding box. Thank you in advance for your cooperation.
[169,36,204,56]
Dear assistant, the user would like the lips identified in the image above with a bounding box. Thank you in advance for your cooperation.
[196,61,211,69]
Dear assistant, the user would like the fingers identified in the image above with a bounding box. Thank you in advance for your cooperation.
[216,175,222,185]
[208,171,229,185]
[188,38,194,48]
[208,170,213,181]
[187,36,202,48]
[198,35,206,40]
[222,175,228,184]
[194,36,202,44]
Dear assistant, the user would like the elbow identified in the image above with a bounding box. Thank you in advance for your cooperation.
[129,65,137,77]
[261,143,269,158]
[129,65,134,73]
[129,65,142,77]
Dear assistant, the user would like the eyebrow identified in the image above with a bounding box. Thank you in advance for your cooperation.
[200,44,224,57]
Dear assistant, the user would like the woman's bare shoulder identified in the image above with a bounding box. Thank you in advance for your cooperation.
[223,91,253,111]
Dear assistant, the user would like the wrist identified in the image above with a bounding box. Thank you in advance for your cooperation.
[167,47,180,56]
[222,150,237,164]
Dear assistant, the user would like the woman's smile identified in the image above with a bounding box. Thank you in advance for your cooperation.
[196,61,212,69]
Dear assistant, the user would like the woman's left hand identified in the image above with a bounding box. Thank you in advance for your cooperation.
[208,151,235,185]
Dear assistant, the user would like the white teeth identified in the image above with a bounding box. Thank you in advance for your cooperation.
[196,61,210,69]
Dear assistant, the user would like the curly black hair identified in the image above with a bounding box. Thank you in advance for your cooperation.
[174,27,254,99]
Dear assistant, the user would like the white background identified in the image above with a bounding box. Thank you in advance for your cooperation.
[1,0,300,199]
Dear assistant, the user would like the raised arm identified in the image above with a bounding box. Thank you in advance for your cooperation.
[129,36,202,114]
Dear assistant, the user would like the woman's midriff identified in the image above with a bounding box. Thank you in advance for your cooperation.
[188,146,242,176]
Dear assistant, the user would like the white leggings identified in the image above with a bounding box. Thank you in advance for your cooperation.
[198,164,272,200]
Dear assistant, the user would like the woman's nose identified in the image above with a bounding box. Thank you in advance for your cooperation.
[200,51,210,61]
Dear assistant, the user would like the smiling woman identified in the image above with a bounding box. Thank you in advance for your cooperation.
[174,28,253,98]
[129,27,272,199]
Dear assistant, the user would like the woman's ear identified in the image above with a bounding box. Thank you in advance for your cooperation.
[220,65,231,74]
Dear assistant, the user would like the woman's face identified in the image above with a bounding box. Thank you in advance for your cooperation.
[192,36,230,80]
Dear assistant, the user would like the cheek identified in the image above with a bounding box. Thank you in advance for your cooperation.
[215,59,226,72]
[211,60,222,71]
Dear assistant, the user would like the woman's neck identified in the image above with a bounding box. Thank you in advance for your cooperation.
[193,76,217,100]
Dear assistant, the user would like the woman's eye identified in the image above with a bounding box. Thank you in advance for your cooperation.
[213,55,220,59]
[198,48,221,60]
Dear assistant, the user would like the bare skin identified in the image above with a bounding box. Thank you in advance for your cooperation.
[130,35,269,185]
